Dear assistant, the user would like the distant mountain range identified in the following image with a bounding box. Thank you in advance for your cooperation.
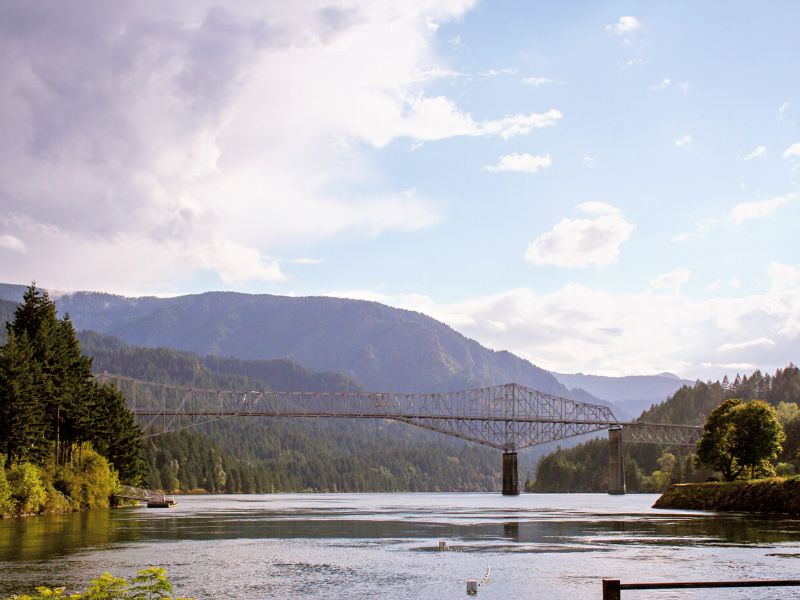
[1,283,692,416]
[0,283,598,403]
[553,372,694,417]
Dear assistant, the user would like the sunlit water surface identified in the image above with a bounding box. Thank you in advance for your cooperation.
[2,493,800,599]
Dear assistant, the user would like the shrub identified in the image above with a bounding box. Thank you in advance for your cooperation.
[0,455,14,517]
[56,445,120,510]
[7,462,46,515]
[2,567,193,600]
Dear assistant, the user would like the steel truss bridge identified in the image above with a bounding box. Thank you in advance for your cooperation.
[97,373,701,495]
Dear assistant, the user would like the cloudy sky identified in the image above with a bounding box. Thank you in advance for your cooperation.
[1,1,798,380]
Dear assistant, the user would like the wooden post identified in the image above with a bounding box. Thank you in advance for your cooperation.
[602,579,621,600]
[502,451,519,495]
[607,428,626,495]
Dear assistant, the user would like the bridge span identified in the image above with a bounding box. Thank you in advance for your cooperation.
[98,373,701,495]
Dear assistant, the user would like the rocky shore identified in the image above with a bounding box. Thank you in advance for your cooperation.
[653,477,800,515]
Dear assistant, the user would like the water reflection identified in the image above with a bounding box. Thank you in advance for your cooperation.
[1,494,799,599]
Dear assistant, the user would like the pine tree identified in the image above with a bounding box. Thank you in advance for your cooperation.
[0,330,47,462]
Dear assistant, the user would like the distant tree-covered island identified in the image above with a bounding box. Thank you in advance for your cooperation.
[0,286,144,517]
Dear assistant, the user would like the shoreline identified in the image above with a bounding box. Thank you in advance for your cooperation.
[653,477,800,515]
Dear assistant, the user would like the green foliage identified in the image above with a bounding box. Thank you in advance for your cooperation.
[77,330,502,493]
[7,462,46,515]
[3,567,193,600]
[56,446,120,510]
[696,399,785,481]
[0,455,14,516]
[531,365,799,492]
[0,285,145,491]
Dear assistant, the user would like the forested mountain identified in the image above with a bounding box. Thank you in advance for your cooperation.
[76,331,502,493]
[530,366,800,493]
[0,284,603,404]
[78,331,361,392]
[554,372,693,417]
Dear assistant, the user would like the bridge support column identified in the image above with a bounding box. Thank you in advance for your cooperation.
[502,451,519,496]
[608,428,626,495]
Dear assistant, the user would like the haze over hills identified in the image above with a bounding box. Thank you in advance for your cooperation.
[553,372,695,417]
[0,283,603,405]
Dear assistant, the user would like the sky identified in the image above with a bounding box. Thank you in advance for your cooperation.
[0,1,798,380]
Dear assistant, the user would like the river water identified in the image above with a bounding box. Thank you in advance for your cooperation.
[1,493,799,599]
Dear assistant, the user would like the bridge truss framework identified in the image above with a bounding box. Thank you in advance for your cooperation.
[98,373,701,495]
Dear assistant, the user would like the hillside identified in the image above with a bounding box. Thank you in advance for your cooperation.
[554,372,693,416]
[530,366,800,493]
[0,283,605,404]
[76,331,502,492]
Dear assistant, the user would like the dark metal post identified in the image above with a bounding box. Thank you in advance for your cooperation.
[608,428,626,495]
[602,579,621,600]
[502,451,519,495]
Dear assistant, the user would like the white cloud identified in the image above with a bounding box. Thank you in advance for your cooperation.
[769,262,800,293]
[289,257,322,265]
[677,81,690,93]
[524,203,634,268]
[606,16,641,35]
[650,268,691,293]
[743,145,767,161]
[0,234,27,253]
[0,1,486,291]
[779,101,790,119]
[671,233,689,243]
[717,337,775,352]
[730,277,742,290]
[480,67,517,77]
[783,143,800,159]
[649,78,671,91]
[478,109,563,139]
[582,156,596,168]
[522,76,561,87]
[675,134,692,147]
[332,261,800,378]
[622,58,644,68]
[731,193,795,223]
[485,153,552,174]
[706,279,721,292]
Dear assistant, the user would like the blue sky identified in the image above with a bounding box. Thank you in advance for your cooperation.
[0,1,798,379]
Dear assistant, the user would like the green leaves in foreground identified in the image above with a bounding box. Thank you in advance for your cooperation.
[3,567,193,600]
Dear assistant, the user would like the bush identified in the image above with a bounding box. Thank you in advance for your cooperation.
[56,445,120,510]
[7,462,46,515]
[2,567,193,600]
[0,455,14,517]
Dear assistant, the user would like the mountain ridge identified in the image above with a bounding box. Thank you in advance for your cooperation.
[0,283,607,406]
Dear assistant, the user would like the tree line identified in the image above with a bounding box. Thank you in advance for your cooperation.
[79,330,503,493]
[529,365,800,492]
[0,286,144,516]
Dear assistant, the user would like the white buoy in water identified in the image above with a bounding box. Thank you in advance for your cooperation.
[438,540,448,550]
[466,579,478,594]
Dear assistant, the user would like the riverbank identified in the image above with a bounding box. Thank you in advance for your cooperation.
[653,477,800,514]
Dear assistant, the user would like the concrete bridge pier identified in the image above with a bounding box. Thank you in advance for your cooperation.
[608,428,626,495]
[502,451,519,495]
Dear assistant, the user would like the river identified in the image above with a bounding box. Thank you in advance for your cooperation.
[1,493,799,599]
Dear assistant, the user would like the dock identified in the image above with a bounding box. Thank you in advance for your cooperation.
[115,485,176,508]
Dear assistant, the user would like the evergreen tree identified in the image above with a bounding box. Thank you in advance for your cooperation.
[0,330,47,462]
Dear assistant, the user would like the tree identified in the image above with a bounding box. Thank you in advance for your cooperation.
[0,330,47,463]
[729,400,785,478]
[696,398,784,481]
